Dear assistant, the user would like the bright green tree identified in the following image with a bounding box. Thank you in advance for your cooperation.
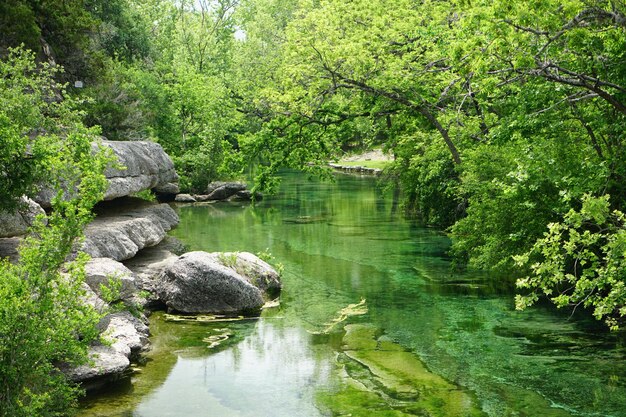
[0,47,111,416]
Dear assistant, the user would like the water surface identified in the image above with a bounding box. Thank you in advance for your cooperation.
[80,172,626,417]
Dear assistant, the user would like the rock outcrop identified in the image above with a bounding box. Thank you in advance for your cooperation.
[0,237,22,263]
[82,200,179,261]
[206,181,247,200]
[328,162,382,176]
[156,251,282,314]
[65,311,149,391]
[0,197,46,238]
[35,140,179,207]
[84,257,138,304]
[124,238,184,308]
[174,193,196,203]
[102,140,179,200]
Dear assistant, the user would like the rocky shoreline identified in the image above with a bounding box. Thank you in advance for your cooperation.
[328,162,383,176]
[0,140,280,392]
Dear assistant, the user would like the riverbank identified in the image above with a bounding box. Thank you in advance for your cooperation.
[329,148,393,175]
[79,171,626,417]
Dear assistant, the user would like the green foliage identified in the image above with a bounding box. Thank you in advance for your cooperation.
[0,47,111,416]
[3,0,626,328]
[515,195,626,329]
[217,252,239,268]
[0,48,66,210]
[256,248,284,275]
[236,0,626,327]
[99,276,123,305]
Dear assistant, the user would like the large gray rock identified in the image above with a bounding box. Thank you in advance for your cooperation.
[84,258,137,303]
[228,190,263,201]
[65,311,149,390]
[35,140,179,207]
[206,181,247,201]
[103,140,179,200]
[0,237,22,263]
[124,238,183,308]
[82,202,179,261]
[0,197,46,238]
[157,251,265,314]
[208,251,281,296]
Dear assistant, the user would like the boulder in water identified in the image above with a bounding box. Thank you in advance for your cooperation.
[156,251,268,314]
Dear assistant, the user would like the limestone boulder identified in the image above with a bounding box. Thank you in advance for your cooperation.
[0,197,46,238]
[65,311,149,391]
[208,251,281,296]
[124,238,183,309]
[34,140,179,207]
[228,190,263,201]
[205,181,247,201]
[84,258,138,303]
[102,140,179,200]
[174,193,196,203]
[157,251,265,314]
[0,237,22,263]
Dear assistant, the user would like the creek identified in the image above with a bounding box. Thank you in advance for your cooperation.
[79,171,626,417]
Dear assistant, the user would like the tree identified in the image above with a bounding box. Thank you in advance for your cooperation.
[0,47,111,416]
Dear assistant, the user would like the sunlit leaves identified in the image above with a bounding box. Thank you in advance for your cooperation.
[515,195,626,329]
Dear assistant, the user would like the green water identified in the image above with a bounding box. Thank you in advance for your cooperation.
[80,172,626,417]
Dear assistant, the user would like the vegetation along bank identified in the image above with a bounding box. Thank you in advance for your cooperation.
[0,0,625,415]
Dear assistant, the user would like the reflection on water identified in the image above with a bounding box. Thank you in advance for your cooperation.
[80,172,626,417]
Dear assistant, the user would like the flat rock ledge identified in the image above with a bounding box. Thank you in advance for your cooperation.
[63,311,149,391]
[82,202,179,261]
[157,251,281,314]
[35,140,180,208]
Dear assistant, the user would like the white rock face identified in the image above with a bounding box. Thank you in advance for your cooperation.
[82,203,179,261]
[101,140,179,200]
[34,140,180,207]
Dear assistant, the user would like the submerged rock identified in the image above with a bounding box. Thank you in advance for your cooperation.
[316,324,487,417]
[82,201,179,261]
[156,251,270,314]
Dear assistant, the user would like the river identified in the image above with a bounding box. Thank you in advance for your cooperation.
[80,171,626,417]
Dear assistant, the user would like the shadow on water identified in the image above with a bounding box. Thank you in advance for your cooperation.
[80,171,626,417]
